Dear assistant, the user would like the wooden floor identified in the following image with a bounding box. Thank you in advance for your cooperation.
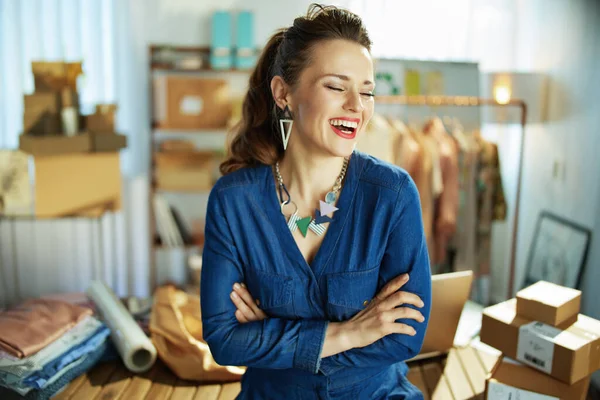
[52,344,500,400]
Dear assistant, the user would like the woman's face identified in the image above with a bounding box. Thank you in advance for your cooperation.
[287,39,375,158]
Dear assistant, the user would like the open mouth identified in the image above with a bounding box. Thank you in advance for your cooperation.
[329,119,359,139]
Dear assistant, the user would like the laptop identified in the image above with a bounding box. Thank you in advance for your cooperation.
[409,270,474,361]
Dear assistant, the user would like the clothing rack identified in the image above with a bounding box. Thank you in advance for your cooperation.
[376,95,527,299]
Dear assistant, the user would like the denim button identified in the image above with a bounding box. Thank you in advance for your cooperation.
[363,300,369,307]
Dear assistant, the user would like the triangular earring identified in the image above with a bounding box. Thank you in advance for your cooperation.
[279,105,293,151]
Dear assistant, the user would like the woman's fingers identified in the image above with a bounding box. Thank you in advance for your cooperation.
[235,309,249,323]
[385,306,425,323]
[233,283,265,316]
[380,290,424,310]
[385,322,418,336]
[374,273,409,301]
[230,290,257,321]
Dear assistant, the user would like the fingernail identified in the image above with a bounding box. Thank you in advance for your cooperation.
[231,292,238,299]
[411,329,417,335]
[403,274,409,281]
[241,283,246,288]
[233,283,241,290]
[419,301,425,308]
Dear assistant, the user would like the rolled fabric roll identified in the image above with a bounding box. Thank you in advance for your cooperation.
[86,281,157,373]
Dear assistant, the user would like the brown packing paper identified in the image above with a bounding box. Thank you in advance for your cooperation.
[480,299,600,384]
[32,61,82,92]
[485,356,590,400]
[516,281,581,327]
[149,285,245,382]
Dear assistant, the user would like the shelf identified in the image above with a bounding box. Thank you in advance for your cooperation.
[151,65,252,74]
[153,127,229,134]
[154,243,200,250]
[154,187,212,194]
[153,129,228,151]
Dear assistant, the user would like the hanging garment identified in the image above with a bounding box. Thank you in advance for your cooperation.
[355,114,398,164]
[149,285,246,382]
[388,119,422,180]
[451,129,480,273]
[0,300,92,359]
[425,118,459,266]
[201,150,431,399]
[473,135,507,304]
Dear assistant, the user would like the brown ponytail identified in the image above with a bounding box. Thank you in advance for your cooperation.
[220,4,372,175]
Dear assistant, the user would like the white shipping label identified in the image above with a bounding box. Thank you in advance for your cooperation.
[516,321,561,374]
[180,96,203,116]
[487,381,559,400]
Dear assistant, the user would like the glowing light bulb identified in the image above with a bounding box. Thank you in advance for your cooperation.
[494,85,512,105]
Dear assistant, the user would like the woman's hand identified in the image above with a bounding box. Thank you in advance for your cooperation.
[343,273,425,349]
[230,283,267,323]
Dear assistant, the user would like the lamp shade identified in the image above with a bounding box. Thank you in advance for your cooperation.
[481,72,549,124]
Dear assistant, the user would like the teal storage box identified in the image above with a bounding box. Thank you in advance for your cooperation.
[210,11,233,70]
[234,10,256,70]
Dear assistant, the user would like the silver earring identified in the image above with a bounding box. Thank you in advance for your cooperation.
[279,105,293,151]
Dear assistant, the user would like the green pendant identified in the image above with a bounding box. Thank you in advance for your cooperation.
[296,216,312,237]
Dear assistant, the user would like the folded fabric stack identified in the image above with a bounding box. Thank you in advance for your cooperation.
[0,299,111,400]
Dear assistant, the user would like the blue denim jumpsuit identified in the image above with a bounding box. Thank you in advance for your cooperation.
[201,151,432,399]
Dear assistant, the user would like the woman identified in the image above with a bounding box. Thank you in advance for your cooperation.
[201,4,431,399]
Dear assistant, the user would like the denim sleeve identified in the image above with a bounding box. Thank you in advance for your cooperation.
[200,188,329,374]
[319,176,432,375]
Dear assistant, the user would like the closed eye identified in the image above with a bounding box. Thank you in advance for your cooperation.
[361,92,374,97]
[327,86,344,92]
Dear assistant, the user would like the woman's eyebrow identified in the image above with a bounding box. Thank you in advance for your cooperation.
[321,73,374,86]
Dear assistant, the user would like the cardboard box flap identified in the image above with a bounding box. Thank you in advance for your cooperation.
[483,299,529,327]
[517,281,580,308]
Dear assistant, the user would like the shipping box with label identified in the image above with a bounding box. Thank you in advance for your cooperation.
[486,357,590,400]
[153,76,232,129]
[516,281,581,328]
[480,299,600,384]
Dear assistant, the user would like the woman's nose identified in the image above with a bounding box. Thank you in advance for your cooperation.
[344,91,365,113]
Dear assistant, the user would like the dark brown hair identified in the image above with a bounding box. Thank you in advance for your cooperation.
[220,4,372,175]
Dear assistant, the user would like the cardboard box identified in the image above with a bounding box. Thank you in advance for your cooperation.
[0,152,121,218]
[154,76,232,129]
[480,299,600,384]
[154,169,213,191]
[19,132,127,156]
[24,92,62,113]
[517,281,581,328]
[23,112,61,135]
[33,153,122,218]
[154,151,215,169]
[486,357,590,400]
[85,104,117,133]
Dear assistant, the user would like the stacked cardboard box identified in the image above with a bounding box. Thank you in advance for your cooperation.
[482,281,599,399]
[19,61,127,156]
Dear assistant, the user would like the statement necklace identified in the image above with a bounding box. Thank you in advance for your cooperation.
[274,158,348,237]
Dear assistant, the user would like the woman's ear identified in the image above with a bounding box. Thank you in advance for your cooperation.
[270,75,291,111]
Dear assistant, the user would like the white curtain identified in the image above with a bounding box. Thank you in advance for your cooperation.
[0,0,150,306]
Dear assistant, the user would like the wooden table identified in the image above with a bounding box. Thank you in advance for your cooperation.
[52,344,500,400]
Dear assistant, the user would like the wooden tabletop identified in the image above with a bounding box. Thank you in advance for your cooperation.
[52,344,501,400]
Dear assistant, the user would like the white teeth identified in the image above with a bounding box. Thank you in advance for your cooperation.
[329,119,358,129]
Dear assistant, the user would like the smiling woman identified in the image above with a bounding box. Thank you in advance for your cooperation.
[201,4,432,399]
